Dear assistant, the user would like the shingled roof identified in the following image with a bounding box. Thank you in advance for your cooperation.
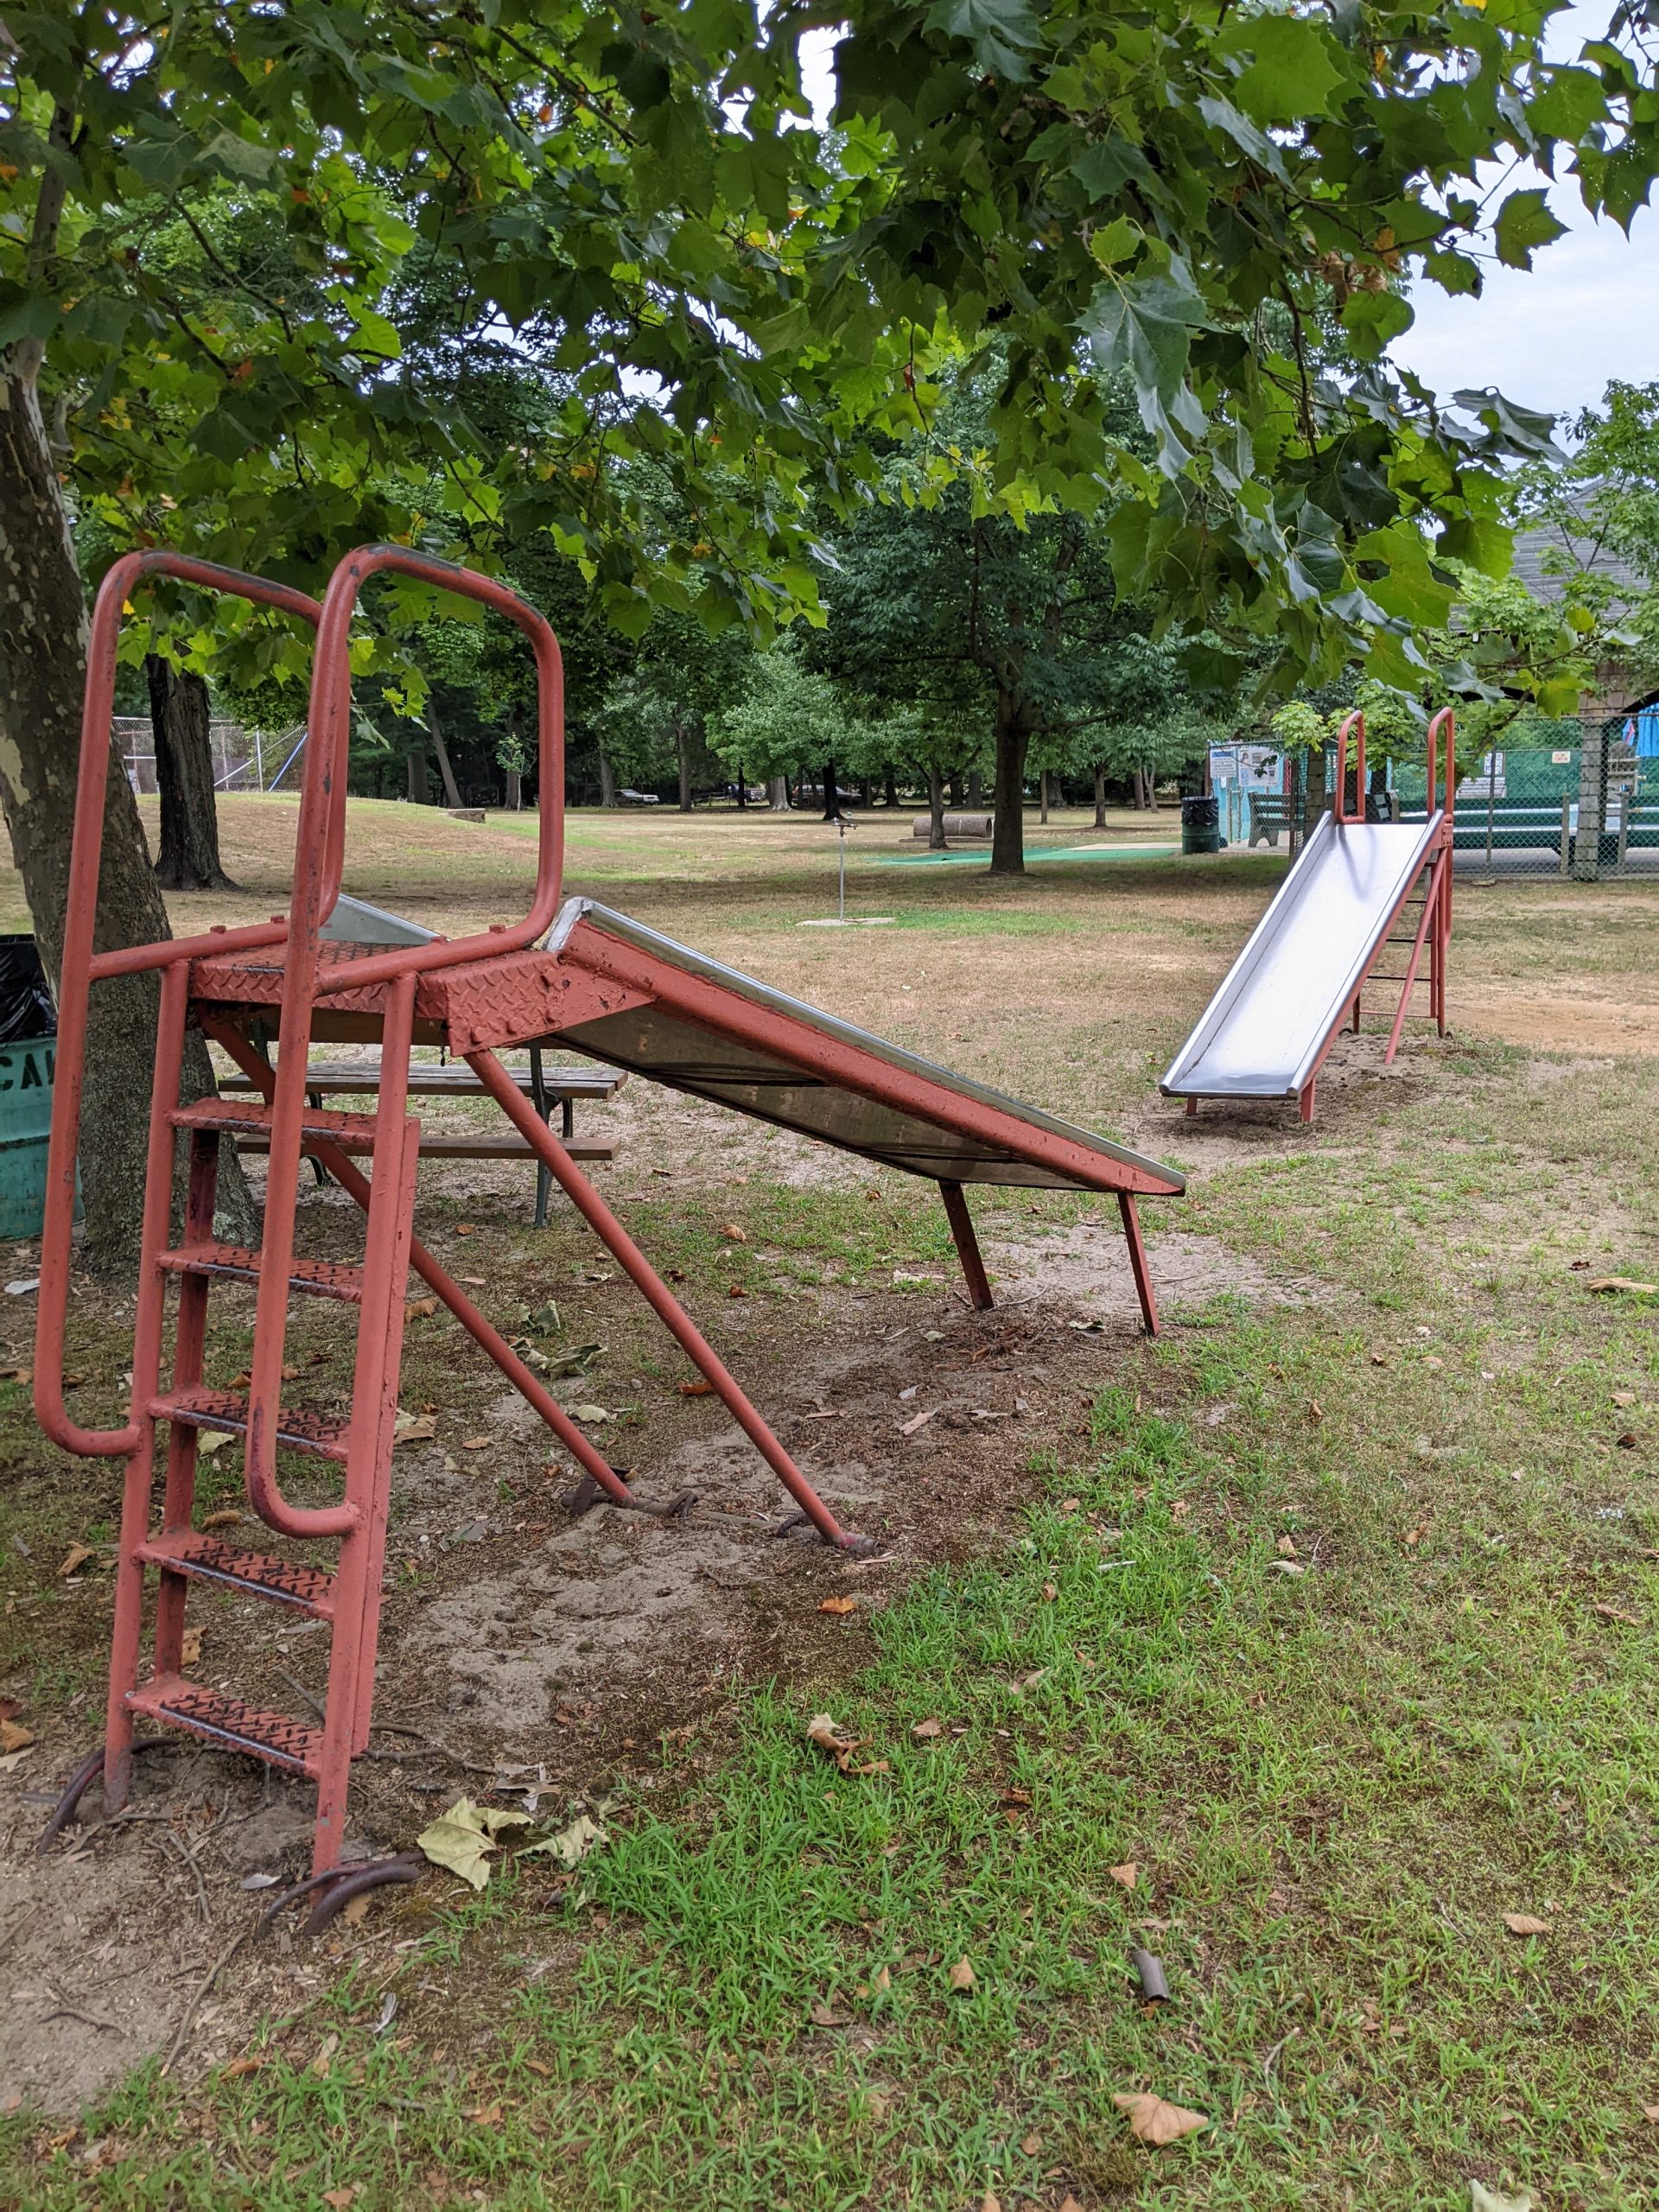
[1510,493,1641,604]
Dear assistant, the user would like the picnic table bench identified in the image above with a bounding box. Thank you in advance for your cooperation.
[1248,792,1294,847]
[223,1050,623,1227]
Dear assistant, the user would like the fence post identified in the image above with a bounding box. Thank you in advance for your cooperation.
[1559,797,1571,879]
[1573,715,1605,883]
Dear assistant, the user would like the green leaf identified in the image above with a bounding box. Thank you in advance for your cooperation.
[416,1796,531,1890]
[523,1812,607,1869]
[1339,288,1413,359]
[1529,66,1606,144]
[1220,16,1344,123]
[202,129,279,183]
[923,0,1039,79]
[1492,188,1567,270]
[1086,268,1207,400]
[1423,249,1481,298]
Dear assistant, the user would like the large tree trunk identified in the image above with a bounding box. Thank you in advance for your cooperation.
[768,775,791,811]
[988,695,1029,875]
[967,767,983,810]
[882,766,897,810]
[406,738,429,804]
[820,756,840,823]
[425,694,464,809]
[1142,761,1160,812]
[1093,762,1107,828]
[597,751,617,808]
[926,763,947,850]
[146,655,235,892]
[676,727,692,812]
[1039,767,1051,825]
[0,358,253,1272]
[735,767,747,810]
[505,766,522,810]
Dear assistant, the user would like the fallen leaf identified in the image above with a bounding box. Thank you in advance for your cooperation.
[394,1414,437,1446]
[321,2189,355,2210]
[0,1719,34,1753]
[980,2195,1002,2212]
[810,2000,849,2027]
[456,1224,476,1236]
[200,1509,242,1531]
[911,1718,944,1738]
[1059,1497,1080,1513]
[805,1713,864,1770]
[1041,1581,1058,1603]
[1402,1523,1428,1548]
[1615,1431,1638,1449]
[718,1224,747,1243]
[1501,1912,1551,1937]
[1586,1276,1659,1296]
[220,2056,267,2079]
[459,1436,491,1452]
[677,1381,714,1397]
[571,1404,611,1424]
[1275,1534,1298,1559]
[1370,1351,1389,1366]
[180,1626,203,1668]
[852,1758,891,1776]
[0,1747,32,1772]
[1307,1397,1324,1424]
[1269,1559,1306,1576]
[1113,2090,1210,2145]
[1613,1390,1638,1407]
[58,1543,93,1577]
[1469,2183,1534,2212]
[1643,2103,1659,2124]
[405,1297,438,1321]
[309,2031,338,2079]
[1020,2130,1041,2154]
[1592,1602,1641,1627]
[948,1957,976,1992]
[416,1796,531,1890]
[524,1812,606,1869]
[280,1364,299,1382]
[818,1595,856,1616]
[899,1406,938,1436]
[340,1894,370,1928]
[1108,1862,1139,1890]
[196,1430,232,1456]
[873,1965,891,1991]
[728,1284,747,1299]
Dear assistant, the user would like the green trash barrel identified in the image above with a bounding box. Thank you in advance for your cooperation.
[1180,794,1223,855]
[0,1033,60,1237]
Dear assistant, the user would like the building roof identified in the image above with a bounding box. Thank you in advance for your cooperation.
[1510,492,1642,604]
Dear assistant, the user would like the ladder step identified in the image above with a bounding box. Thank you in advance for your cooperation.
[126,1676,321,1777]
[156,1243,365,1302]
[136,1529,336,1617]
[150,1385,352,1463]
[171,1096,384,1145]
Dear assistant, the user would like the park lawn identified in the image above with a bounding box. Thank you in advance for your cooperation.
[3,808,1658,2209]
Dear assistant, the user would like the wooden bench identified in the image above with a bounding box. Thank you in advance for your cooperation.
[1248,792,1294,847]
[222,1052,624,1227]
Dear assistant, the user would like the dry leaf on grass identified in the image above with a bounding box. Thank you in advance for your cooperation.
[1307,1397,1324,1424]
[405,1297,438,1321]
[809,2000,849,2027]
[455,1224,476,1236]
[1642,2104,1659,2124]
[1108,1862,1139,1891]
[1275,1534,1299,1560]
[524,1812,605,1870]
[1592,1601,1641,1626]
[200,1509,241,1531]
[1469,2183,1534,2212]
[571,1404,611,1424]
[948,1957,976,1992]
[805,1713,865,1770]
[1613,1390,1638,1407]
[1402,1523,1428,1548]
[677,1380,714,1397]
[180,1626,203,1668]
[717,1224,747,1243]
[1113,2090,1210,2145]
[1586,1276,1659,1296]
[980,2194,1002,2212]
[416,1796,531,1890]
[727,1284,747,1299]
[394,1413,437,1446]
[196,1430,232,1456]
[58,1543,93,1577]
[1501,1912,1551,1936]
[899,1406,938,1436]
[818,1595,856,1616]
[912,1718,944,1739]
[459,1436,491,1452]
[0,1719,34,1753]
[460,1274,486,1287]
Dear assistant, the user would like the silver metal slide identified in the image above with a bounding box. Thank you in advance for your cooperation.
[1160,810,1445,1107]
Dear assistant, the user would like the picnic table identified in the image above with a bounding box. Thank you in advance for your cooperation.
[1248,792,1294,847]
[223,1048,623,1227]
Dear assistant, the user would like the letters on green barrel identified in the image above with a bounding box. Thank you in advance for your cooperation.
[0,1036,62,1237]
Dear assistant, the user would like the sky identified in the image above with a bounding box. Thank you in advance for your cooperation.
[1389,3,1659,423]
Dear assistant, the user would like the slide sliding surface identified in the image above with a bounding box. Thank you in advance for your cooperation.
[1161,812,1443,1103]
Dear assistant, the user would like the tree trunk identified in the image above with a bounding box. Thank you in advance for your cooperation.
[736,766,747,810]
[425,694,464,810]
[769,775,791,811]
[598,751,617,808]
[1302,742,1328,839]
[677,727,692,812]
[505,766,522,810]
[821,756,840,823]
[1039,767,1050,825]
[0,356,254,1271]
[1143,762,1160,812]
[1093,761,1107,828]
[406,738,429,804]
[926,764,947,850]
[883,766,897,810]
[967,768,983,810]
[989,696,1030,876]
[146,655,236,891]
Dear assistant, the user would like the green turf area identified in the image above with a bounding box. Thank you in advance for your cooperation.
[879,842,1181,868]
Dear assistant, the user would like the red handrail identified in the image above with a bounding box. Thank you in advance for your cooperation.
[1333,709,1366,823]
[239,545,567,1538]
[36,553,321,1461]
[1427,706,1455,823]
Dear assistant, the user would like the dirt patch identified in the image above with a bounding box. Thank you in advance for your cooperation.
[0,1208,1288,2112]
[1459,988,1659,1056]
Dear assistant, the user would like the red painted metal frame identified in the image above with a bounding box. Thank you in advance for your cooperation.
[939,1181,994,1312]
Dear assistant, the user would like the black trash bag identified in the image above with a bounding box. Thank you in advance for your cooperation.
[0,936,57,1046]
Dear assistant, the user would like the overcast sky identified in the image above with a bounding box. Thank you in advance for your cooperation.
[1389,3,1658,424]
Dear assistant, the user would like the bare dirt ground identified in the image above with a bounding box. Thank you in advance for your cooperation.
[2,798,1649,2112]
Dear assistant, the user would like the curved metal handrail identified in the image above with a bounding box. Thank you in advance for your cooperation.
[36,552,320,1461]
[1332,709,1367,823]
[240,545,567,1538]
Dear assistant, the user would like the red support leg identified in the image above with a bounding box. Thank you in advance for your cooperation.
[1385,856,1443,1065]
[1299,1077,1316,1124]
[153,1126,221,1683]
[939,1180,993,1311]
[467,1049,874,1553]
[1116,1192,1159,1337]
[105,962,191,1814]
[1185,1096,1198,1118]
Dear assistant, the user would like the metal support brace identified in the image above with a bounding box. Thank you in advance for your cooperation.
[938,1180,994,1310]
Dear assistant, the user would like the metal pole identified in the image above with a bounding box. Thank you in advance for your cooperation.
[254,724,264,791]
[838,819,846,922]
[1484,749,1496,876]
